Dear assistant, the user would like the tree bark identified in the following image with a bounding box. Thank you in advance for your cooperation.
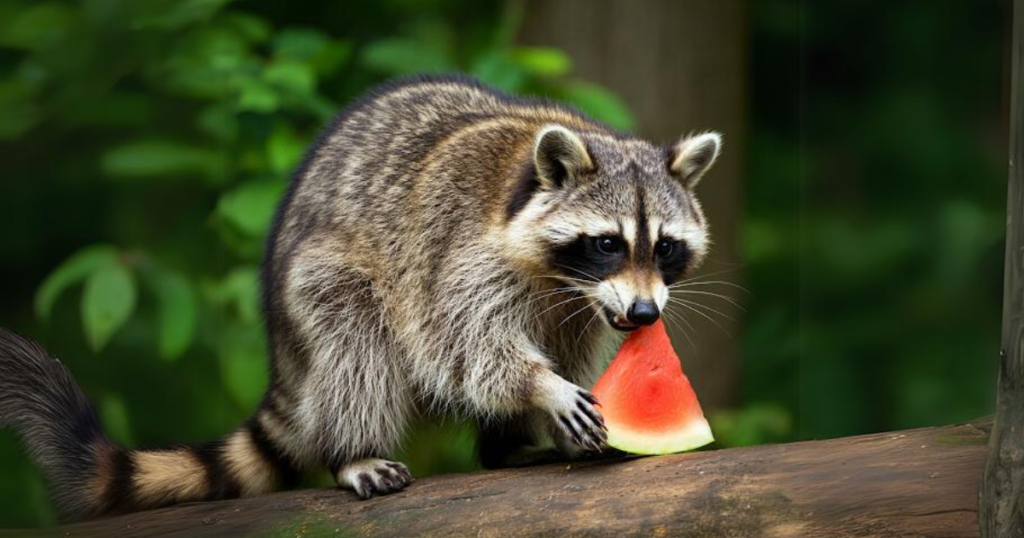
[980,1,1024,537]
[9,419,989,538]
[518,0,747,409]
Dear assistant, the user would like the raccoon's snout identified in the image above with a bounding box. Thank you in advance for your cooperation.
[604,299,659,332]
[627,300,660,326]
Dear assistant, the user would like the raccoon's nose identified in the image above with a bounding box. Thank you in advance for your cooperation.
[627,300,660,326]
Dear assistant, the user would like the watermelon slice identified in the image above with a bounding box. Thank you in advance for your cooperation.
[591,320,714,455]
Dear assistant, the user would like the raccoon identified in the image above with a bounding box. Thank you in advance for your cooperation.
[0,75,721,520]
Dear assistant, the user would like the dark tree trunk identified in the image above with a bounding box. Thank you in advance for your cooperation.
[518,0,747,409]
[980,1,1024,537]
[9,420,990,538]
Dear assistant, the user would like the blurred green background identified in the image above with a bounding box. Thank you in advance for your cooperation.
[0,0,1009,527]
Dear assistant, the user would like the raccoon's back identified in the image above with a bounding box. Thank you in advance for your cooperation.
[271,76,602,269]
[298,75,597,208]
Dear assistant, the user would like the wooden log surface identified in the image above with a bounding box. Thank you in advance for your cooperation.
[6,419,990,538]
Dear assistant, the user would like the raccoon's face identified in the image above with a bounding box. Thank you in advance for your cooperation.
[506,125,721,332]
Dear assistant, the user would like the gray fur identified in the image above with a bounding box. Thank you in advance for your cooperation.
[262,75,720,472]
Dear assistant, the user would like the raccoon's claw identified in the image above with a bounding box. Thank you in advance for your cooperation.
[337,458,413,499]
[539,378,608,452]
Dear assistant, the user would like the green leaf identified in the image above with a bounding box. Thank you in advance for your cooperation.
[158,26,259,99]
[237,81,279,113]
[267,124,306,174]
[221,12,271,44]
[101,140,227,183]
[263,60,316,96]
[219,324,267,409]
[274,29,351,75]
[147,270,197,362]
[216,180,285,237]
[559,82,636,131]
[35,245,119,321]
[361,38,456,74]
[510,47,571,77]
[273,28,330,60]
[81,262,136,351]
[214,267,261,324]
[470,51,526,92]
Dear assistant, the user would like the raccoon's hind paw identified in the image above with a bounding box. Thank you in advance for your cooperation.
[336,458,413,499]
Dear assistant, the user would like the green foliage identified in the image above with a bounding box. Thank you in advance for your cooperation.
[363,38,457,73]
[550,82,635,132]
[35,245,118,321]
[101,141,228,182]
[143,267,197,362]
[81,260,136,351]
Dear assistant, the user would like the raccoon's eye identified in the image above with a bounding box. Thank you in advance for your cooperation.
[594,236,623,255]
[655,239,675,257]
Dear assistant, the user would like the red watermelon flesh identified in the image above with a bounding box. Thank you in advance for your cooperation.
[591,320,714,455]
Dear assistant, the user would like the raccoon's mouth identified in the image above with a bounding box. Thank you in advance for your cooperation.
[603,307,640,332]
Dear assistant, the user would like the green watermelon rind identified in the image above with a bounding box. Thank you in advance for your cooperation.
[605,417,715,455]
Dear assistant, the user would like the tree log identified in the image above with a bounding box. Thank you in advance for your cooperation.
[6,419,989,538]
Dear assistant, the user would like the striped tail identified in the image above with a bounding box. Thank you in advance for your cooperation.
[0,328,299,521]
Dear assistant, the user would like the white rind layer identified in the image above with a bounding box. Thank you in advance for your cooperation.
[606,418,715,455]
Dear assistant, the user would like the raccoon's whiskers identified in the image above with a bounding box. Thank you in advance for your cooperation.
[673,267,743,285]
[667,298,732,337]
[530,274,595,286]
[669,280,749,293]
[576,308,604,344]
[667,296,737,323]
[669,289,745,310]
[527,287,579,304]
[553,265,602,284]
[661,308,699,354]
[535,292,592,319]
[558,300,598,329]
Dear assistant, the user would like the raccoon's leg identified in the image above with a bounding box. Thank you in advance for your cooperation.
[461,338,608,453]
[533,326,622,462]
[548,361,619,462]
[286,251,414,499]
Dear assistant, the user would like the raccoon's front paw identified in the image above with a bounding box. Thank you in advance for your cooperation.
[335,458,413,499]
[535,376,607,451]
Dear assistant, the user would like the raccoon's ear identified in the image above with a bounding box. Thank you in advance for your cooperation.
[533,125,594,190]
[669,132,722,189]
